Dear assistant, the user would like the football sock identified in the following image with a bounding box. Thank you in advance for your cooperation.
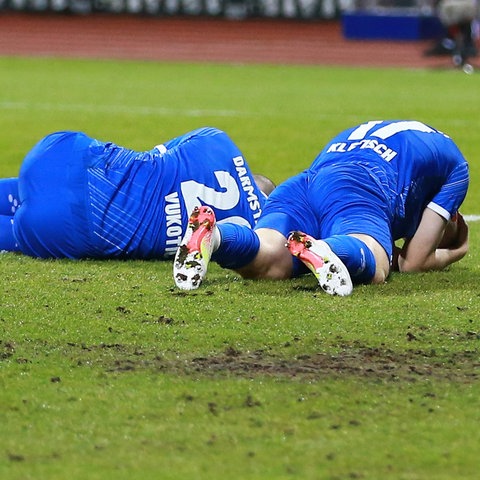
[323,235,376,284]
[212,223,260,270]
[0,178,20,216]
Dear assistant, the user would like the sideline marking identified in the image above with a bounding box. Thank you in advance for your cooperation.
[0,101,245,118]
[2,101,479,125]
[465,215,480,222]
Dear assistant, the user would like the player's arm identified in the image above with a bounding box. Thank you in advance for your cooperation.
[397,208,468,272]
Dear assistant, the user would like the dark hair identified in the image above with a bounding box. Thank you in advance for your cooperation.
[253,174,276,197]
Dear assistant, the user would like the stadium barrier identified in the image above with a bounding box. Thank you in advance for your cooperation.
[1,0,345,18]
[0,0,442,27]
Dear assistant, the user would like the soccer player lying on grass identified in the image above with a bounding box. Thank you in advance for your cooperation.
[0,127,275,259]
[174,120,469,296]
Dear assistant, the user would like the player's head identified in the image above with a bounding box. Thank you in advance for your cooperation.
[253,174,276,197]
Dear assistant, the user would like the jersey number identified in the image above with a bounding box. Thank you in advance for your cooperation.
[347,120,436,141]
[180,171,251,226]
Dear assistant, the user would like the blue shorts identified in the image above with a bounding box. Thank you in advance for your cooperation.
[13,132,96,258]
[255,163,395,273]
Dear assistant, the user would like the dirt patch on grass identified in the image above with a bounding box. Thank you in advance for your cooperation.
[63,342,480,382]
[187,346,480,382]
[4,338,478,382]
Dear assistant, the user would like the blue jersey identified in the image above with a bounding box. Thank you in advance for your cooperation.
[256,120,469,269]
[310,120,469,239]
[14,127,266,259]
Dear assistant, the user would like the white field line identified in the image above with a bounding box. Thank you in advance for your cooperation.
[3,101,480,126]
[465,215,480,222]
[0,101,246,118]
[0,100,369,121]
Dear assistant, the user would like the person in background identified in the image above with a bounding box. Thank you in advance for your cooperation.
[424,0,478,66]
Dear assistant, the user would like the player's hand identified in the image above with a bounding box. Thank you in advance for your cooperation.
[436,212,469,266]
[451,212,468,255]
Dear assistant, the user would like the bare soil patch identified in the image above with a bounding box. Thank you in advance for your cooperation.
[43,341,480,383]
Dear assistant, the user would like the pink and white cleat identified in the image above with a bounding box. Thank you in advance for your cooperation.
[173,206,216,290]
[287,231,353,296]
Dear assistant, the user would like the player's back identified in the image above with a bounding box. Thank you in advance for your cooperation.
[88,127,266,258]
[15,128,267,259]
[307,120,468,239]
[311,120,466,194]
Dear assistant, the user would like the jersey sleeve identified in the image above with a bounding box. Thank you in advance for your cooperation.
[427,160,469,220]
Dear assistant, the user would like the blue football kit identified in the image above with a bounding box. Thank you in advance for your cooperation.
[255,120,469,262]
[213,120,469,281]
[0,127,266,259]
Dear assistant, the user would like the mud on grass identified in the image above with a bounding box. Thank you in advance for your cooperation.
[5,339,478,383]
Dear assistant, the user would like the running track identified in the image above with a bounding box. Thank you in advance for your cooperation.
[0,11,475,68]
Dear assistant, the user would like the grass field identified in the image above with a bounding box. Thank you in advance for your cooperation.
[1,56,480,479]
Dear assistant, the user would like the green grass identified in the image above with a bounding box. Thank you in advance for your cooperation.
[1,55,480,479]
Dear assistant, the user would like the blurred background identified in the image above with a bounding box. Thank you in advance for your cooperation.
[0,0,444,24]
